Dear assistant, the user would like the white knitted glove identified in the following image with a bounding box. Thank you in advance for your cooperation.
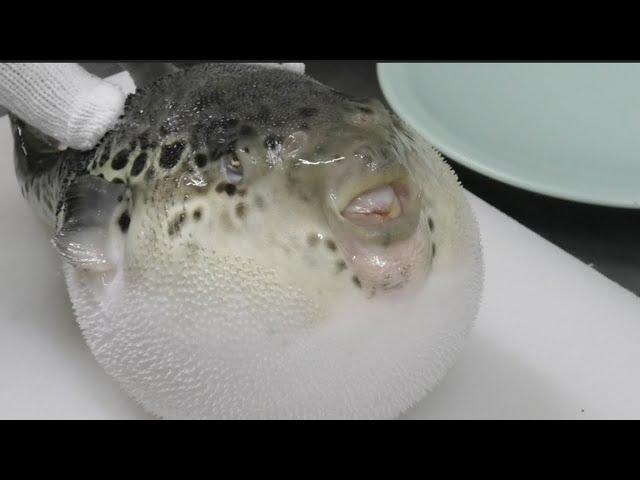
[0,63,126,151]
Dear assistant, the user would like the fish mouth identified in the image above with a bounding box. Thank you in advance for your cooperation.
[324,165,428,293]
[341,182,408,227]
[333,173,420,245]
[331,177,429,293]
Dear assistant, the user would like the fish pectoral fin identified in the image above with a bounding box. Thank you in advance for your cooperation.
[53,175,129,272]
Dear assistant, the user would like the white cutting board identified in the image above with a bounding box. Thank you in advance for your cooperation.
[0,72,639,419]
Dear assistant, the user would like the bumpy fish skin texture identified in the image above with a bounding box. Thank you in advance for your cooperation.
[13,64,483,419]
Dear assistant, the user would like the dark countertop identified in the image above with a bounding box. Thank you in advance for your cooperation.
[55,62,640,296]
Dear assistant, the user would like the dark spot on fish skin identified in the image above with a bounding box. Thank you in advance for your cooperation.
[194,153,208,168]
[336,260,347,273]
[111,150,129,170]
[112,178,125,184]
[235,202,246,219]
[357,106,374,115]
[99,146,111,166]
[117,194,123,202]
[299,107,319,118]
[193,208,202,221]
[131,152,148,177]
[432,243,436,258]
[97,173,105,179]
[264,135,282,150]
[168,212,186,236]
[352,276,362,288]
[118,211,130,233]
[129,140,137,151]
[215,182,226,194]
[325,239,337,251]
[428,217,434,232]
[239,146,250,154]
[159,141,185,170]
[224,183,237,196]
[239,124,256,136]
[238,188,247,197]
[307,233,320,247]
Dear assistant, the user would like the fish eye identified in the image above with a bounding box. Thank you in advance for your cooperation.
[223,152,243,183]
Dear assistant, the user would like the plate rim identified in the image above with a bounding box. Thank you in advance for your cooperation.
[376,63,640,209]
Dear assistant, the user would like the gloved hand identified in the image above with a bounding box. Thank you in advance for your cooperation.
[0,62,306,152]
[0,63,126,151]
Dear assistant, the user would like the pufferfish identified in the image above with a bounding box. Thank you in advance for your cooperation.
[10,63,483,419]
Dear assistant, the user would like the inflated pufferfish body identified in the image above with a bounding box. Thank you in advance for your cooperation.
[11,64,483,419]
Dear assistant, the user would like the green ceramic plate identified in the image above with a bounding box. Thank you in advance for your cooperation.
[377,63,640,208]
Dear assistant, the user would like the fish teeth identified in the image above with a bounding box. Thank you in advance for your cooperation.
[344,185,397,216]
[342,185,402,226]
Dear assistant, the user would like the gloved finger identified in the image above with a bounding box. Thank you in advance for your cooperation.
[0,63,125,151]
